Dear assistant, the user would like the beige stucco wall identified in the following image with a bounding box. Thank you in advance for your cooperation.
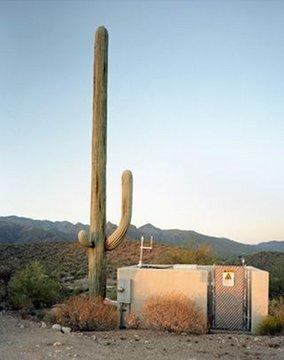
[118,266,208,319]
[117,265,269,333]
[250,267,269,333]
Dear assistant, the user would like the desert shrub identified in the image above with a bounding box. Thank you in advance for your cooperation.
[269,296,284,318]
[8,261,60,311]
[52,295,118,331]
[106,286,117,301]
[125,312,140,329]
[159,245,215,265]
[141,293,207,334]
[257,297,284,335]
[257,315,284,335]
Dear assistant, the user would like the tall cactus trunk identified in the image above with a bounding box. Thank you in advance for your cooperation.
[89,27,108,298]
[78,26,133,300]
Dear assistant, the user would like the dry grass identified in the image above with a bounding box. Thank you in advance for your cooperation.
[125,312,140,329]
[52,295,118,331]
[258,296,284,335]
[257,315,284,335]
[269,296,284,318]
[141,293,207,334]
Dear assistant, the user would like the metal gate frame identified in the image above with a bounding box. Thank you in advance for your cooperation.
[208,265,251,331]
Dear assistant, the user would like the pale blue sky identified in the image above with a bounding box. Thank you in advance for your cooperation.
[0,0,283,243]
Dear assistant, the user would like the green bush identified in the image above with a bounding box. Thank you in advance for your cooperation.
[106,286,117,301]
[8,261,60,311]
[257,315,284,335]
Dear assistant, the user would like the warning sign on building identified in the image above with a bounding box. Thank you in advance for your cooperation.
[222,270,235,287]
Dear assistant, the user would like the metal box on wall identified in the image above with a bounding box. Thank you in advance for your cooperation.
[117,278,131,304]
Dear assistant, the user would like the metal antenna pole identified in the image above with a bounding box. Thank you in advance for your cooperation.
[138,235,153,267]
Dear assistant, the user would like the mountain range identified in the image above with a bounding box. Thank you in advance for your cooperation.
[0,215,283,258]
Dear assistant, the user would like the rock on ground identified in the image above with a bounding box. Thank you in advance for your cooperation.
[0,312,283,360]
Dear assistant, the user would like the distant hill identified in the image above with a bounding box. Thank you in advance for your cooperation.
[0,215,283,258]
[254,241,284,252]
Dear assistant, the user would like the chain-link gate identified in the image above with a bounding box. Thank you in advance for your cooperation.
[209,265,250,331]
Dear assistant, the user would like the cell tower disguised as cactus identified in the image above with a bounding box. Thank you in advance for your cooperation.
[78,27,133,299]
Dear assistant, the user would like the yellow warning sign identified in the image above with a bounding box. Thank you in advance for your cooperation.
[222,271,235,286]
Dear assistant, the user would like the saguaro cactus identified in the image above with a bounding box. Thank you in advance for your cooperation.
[78,26,133,299]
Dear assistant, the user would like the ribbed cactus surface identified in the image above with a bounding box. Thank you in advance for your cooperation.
[78,26,133,299]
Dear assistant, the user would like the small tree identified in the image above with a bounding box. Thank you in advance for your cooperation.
[8,261,60,311]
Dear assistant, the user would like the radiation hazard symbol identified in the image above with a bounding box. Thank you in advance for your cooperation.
[222,270,235,287]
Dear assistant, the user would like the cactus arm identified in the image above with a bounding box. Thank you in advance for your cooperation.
[105,169,133,251]
[78,230,90,247]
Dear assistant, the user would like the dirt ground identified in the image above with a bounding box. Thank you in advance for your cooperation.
[0,312,283,360]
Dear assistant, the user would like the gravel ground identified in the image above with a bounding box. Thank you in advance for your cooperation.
[0,312,283,360]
